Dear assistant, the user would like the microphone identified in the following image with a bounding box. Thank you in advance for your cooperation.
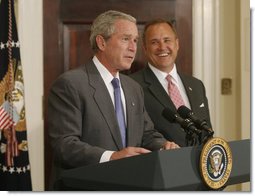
[162,108,202,136]
[177,105,214,137]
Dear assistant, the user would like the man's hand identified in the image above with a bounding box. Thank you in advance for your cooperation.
[110,147,151,161]
[161,141,180,150]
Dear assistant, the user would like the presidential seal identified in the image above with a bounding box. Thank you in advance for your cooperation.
[200,137,232,189]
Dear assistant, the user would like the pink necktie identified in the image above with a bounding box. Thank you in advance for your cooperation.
[166,74,185,109]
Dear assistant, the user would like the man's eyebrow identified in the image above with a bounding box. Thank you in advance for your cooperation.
[149,38,159,42]
[121,34,139,40]
[149,36,172,41]
[122,34,138,37]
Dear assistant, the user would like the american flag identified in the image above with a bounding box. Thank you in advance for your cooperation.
[0,0,32,190]
[0,101,19,130]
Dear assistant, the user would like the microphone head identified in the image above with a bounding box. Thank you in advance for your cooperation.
[178,105,214,138]
[177,105,192,119]
[162,108,178,122]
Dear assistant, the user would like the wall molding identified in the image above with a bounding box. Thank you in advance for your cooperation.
[192,0,221,135]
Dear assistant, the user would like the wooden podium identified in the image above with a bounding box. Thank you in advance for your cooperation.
[56,139,250,190]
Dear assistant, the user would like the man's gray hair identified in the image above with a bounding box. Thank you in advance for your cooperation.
[90,10,136,52]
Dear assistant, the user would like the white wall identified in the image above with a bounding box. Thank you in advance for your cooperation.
[251,3,255,192]
[18,0,44,191]
[193,0,250,191]
[240,0,251,191]
[241,0,251,140]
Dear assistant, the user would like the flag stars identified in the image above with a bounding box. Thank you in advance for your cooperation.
[17,167,22,174]
[2,165,7,172]
[11,41,15,47]
[0,164,31,174]
[9,167,15,174]
[0,42,5,49]
[15,41,20,47]
[0,41,20,50]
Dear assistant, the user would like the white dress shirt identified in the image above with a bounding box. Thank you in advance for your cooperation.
[93,56,127,163]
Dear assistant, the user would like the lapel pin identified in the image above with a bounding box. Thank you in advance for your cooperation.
[188,87,192,91]
[200,103,205,107]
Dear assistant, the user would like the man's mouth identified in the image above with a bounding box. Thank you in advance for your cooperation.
[125,56,134,60]
[157,53,169,57]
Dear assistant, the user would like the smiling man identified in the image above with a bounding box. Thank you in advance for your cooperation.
[130,19,212,147]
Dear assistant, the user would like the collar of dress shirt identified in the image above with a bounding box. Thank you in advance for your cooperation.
[92,56,127,122]
[148,63,178,84]
[93,56,120,85]
[148,63,191,108]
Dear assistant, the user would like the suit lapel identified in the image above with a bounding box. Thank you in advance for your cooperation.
[179,73,195,109]
[144,67,176,111]
[86,62,123,149]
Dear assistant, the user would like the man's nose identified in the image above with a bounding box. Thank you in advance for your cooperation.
[128,40,137,52]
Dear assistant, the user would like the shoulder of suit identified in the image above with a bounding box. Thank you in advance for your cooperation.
[121,73,142,87]
[129,67,148,81]
[53,65,87,86]
[179,72,203,83]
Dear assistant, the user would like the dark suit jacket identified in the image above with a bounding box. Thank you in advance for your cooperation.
[48,60,167,187]
[130,66,212,147]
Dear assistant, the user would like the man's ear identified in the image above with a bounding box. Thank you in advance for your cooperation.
[175,38,179,51]
[96,35,106,51]
[142,43,146,52]
[142,43,148,56]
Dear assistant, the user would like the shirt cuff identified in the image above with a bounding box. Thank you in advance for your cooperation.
[99,150,115,163]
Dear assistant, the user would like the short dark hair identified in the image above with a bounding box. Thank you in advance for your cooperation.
[142,19,178,44]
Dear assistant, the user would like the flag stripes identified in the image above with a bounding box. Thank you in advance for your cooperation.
[0,106,15,130]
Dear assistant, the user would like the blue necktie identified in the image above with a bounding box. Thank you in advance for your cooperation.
[111,78,126,147]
